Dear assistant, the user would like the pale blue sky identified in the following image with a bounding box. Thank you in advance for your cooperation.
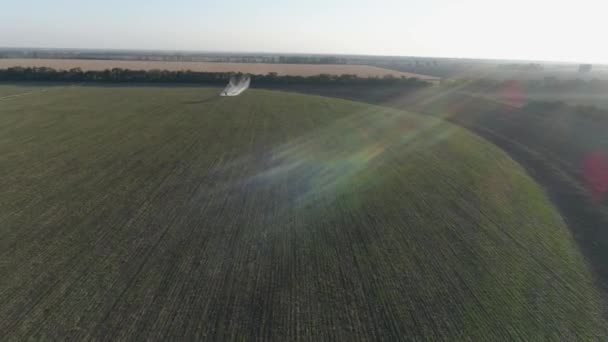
[0,0,605,63]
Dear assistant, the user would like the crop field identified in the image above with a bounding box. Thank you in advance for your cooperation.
[283,83,608,293]
[0,84,89,103]
[0,84,605,340]
[0,59,439,80]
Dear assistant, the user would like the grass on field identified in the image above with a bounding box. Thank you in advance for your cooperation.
[0,85,604,340]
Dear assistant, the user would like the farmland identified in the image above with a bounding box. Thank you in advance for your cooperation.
[0,84,605,340]
[285,83,608,295]
[0,59,439,80]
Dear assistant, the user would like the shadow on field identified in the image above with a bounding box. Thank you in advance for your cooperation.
[267,84,608,313]
[456,120,608,283]
[182,95,219,105]
[411,93,608,306]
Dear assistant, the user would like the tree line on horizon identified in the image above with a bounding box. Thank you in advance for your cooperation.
[0,67,431,87]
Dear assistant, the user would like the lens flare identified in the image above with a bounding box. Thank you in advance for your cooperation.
[206,106,457,208]
[583,151,608,202]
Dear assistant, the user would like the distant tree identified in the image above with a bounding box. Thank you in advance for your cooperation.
[0,67,432,87]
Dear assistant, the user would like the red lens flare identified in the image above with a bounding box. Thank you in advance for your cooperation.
[583,151,608,202]
[498,80,525,108]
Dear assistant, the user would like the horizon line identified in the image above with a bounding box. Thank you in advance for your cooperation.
[0,46,602,66]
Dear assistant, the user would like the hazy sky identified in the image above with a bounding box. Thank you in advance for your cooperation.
[0,0,605,63]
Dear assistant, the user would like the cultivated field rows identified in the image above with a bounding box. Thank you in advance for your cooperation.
[0,86,603,340]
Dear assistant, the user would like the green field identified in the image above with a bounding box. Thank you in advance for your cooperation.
[0,85,604,340]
